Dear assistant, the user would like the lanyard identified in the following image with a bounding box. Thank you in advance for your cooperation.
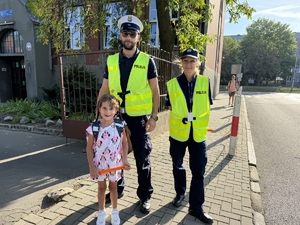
[188,76,196,112]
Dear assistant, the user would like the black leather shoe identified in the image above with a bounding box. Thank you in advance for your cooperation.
[172,195,185,207]
[188,210,213,224]
[105,192,124,204]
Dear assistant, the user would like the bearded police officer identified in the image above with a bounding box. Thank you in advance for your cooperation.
[98,15,160,214]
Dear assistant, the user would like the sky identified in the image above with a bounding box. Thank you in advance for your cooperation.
[224,0,300,35]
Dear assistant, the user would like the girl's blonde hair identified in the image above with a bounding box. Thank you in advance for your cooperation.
[173,57,201,75]
[95,94,119,119]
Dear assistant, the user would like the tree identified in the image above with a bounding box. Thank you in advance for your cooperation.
[26,0,255,56]
[137,0,255,56]
[221,36,240,84]
[239,18,297,85]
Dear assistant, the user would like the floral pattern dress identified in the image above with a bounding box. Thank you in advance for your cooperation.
[86,120,124,182]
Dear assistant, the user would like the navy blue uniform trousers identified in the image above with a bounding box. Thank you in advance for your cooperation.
[118,114,153,202]
[169,130,207,212]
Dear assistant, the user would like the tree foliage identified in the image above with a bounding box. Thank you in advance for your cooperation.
[226,0,255,23]
[26,0,255,58]
[175,0,213,56]
[221,36,240,84]
[239,18,297,85]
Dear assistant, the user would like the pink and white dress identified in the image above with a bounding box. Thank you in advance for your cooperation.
[86,120,124,182]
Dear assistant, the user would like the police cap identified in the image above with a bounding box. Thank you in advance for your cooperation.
[118,15,144,33]
[180,48,199,59]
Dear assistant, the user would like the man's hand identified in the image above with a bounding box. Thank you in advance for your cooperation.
[146,118,156,132]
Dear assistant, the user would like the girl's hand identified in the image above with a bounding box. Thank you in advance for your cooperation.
[89,166,99,179]
[123,159,131,170]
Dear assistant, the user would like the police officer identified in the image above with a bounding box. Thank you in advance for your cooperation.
[166,48,213,224]
[98,15,160,214]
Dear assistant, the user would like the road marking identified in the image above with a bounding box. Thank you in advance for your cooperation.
[0,143,72,164]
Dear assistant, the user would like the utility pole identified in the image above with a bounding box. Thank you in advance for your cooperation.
[291,54,297,89]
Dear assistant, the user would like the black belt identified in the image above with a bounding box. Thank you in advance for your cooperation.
[119,107,126,114]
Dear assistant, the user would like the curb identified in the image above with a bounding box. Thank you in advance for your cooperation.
[242,95,266,225]
[0,123,63,136]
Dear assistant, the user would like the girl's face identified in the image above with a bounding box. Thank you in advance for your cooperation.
[99,101,117,122]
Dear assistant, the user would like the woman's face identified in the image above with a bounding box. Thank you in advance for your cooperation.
[182,57,198,75]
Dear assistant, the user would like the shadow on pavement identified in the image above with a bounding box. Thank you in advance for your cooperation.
[0,130,88,210]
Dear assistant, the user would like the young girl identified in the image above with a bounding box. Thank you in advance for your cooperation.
[227,75,238,107]
[86,94,131,225]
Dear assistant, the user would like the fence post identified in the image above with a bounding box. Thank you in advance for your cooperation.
[229,88,242,156]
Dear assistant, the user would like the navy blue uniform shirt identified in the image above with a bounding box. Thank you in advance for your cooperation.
[103,49,157,92]
[166,73,213,111]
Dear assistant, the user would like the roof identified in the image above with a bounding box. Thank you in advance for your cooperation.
[19,0,40,23]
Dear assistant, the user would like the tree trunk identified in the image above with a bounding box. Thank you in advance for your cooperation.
[156,0,173,53]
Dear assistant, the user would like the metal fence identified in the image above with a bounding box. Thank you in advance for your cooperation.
[56,43,179,139]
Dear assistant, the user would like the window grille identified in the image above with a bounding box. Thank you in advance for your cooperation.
[0,30,23,53]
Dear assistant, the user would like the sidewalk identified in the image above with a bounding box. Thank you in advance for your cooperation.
[14,93,258,225]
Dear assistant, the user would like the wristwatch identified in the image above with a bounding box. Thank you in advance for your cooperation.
[150,114,158,121]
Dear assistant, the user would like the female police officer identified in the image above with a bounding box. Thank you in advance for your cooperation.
[166,48,213,224]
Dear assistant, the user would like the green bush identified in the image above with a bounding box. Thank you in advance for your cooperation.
[0,99,60,121]
[63,63,99,117]
[40,63,100,121]
[41,84,60,103]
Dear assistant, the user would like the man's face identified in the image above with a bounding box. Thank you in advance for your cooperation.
[120,31,140,50]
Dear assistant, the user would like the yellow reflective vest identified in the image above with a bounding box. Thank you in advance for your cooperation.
[167,75,210,142]
[107,52,152,116]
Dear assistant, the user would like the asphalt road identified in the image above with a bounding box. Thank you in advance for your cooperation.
[0,130,88,224]
[244,92,300,225]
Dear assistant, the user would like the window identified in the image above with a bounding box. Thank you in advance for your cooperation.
[65,6,84,49]
[296,67,300,73]
[104,2,127,49]
[149,0,178,47]
[0,30,23,53]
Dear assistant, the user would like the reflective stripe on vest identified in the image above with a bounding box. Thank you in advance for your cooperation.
[107,52,152,116]
[167,75,210,142]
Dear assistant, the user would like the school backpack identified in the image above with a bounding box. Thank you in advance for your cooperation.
[91,118,124,141]
[90,116,133,153]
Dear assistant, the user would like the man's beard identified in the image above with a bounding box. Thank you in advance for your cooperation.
[121,40,135,50]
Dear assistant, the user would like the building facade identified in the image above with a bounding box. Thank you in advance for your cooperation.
[0,0,55,103]
[0,0,225,103]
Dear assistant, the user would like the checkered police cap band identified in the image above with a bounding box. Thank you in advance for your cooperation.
[180,48,199,59]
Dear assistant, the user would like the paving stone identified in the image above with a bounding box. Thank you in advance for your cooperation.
[10,93,260,225]
[22,214,44,224]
